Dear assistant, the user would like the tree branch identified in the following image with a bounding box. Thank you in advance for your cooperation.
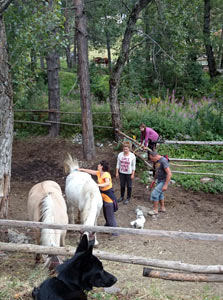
[0,0,14,14]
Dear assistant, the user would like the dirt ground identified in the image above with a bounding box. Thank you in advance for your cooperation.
[1,136,223,299]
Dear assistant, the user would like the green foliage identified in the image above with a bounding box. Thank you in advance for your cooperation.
[121,104,188,140]
[90,65,110,101]
[5,0,66,105]
[59,71,78,99]
[158,144,222,160]
[172,175,223,194]
[194,100,223,139]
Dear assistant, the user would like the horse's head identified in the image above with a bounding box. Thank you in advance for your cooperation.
[64,153,79,174]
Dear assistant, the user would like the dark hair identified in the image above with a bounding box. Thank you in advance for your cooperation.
[148,151,158,159]
[100,160,109,172]
[140,123,146,129]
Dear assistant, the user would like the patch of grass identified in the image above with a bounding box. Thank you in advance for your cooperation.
[0,264,48,299]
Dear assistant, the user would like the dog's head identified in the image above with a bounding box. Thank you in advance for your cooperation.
[57,234,117,291]
[136,208,144,218]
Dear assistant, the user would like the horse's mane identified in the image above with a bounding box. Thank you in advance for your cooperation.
[40,193,59,247]
[64,153,79,174]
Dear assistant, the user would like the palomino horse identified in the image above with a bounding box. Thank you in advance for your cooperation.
[27,180,68,268]
[64,154,103,246]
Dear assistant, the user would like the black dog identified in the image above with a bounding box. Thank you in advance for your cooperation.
[32,234,117,300]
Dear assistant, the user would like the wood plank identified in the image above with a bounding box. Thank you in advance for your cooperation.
[143,268,223,282]
[1,242,223,274]
[0,219,223,241]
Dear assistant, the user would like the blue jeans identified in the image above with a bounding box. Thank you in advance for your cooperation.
[150,181,165,202]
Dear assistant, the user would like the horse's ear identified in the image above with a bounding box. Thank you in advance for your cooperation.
[75,234,89,253]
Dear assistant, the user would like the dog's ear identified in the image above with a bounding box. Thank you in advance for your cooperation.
[76,234,89,254]
[32,287,39,299]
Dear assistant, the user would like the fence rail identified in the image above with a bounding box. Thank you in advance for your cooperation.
[14,109,115,115]
[1,242,223,275]
[1,219,223,241]
[14,120,113,129]
[165,140,223,145]
[1,219,223,283]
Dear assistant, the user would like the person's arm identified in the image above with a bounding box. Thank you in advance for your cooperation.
[116,168,119,178]
[78,168,97,176]
[162,167,172,191]
[131,155,136,179]
[98,177,110,188]
[116,154,121,178]
[140,131,143,145]
[144,128,149,147]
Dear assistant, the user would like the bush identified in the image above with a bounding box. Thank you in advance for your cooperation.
[90,65,110,101]
[59,71,78,99]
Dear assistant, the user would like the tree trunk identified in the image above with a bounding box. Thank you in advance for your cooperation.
[74,0,95,160]
[203,0,218,78]
[104,14,112,75]
[0,10,14,218]
[64,0,72,69]
[106,31,112,74]
[109,0,153,140]
[46,51,60,137]
[30,48,37,72]
[65,45,72,69]
[45,0,61,137]
[217,27,223,69]
[40,57,45,70]
[72,28,78,67]
[144,6,151,64]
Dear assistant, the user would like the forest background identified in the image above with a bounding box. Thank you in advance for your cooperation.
[2,0,223,195]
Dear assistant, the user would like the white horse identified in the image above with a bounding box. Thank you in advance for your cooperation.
[27,180,68,268]
[64,154,103,246]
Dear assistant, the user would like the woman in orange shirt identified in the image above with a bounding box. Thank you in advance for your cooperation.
[79,160,118,235]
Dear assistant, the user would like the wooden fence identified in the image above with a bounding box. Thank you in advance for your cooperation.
[14,112,223,176]
[1,219,223,282]
[14,109,114,129]
[116,129,223,177]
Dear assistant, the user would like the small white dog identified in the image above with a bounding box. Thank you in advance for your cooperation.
[130,208,146,229]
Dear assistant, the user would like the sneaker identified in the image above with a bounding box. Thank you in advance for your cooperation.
[123,198,130,205]
[117,197,124,202]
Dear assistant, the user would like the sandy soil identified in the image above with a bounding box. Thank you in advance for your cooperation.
[1,136,223,300]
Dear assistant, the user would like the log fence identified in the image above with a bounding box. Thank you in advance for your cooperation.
[116,129,223,177]
[1,219,223,241]
[14,113,223,175]
[1,219,223,282]
[143,268,223,282]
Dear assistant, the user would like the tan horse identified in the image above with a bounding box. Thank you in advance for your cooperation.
[27,180,68,267]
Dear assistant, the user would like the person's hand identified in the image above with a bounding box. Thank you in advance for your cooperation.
[162,184,168,191]
[131,174,134,180]
[149,181,155,190]
[116,173,119,179]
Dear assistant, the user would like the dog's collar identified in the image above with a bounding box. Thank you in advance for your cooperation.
[72,168,79,172]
